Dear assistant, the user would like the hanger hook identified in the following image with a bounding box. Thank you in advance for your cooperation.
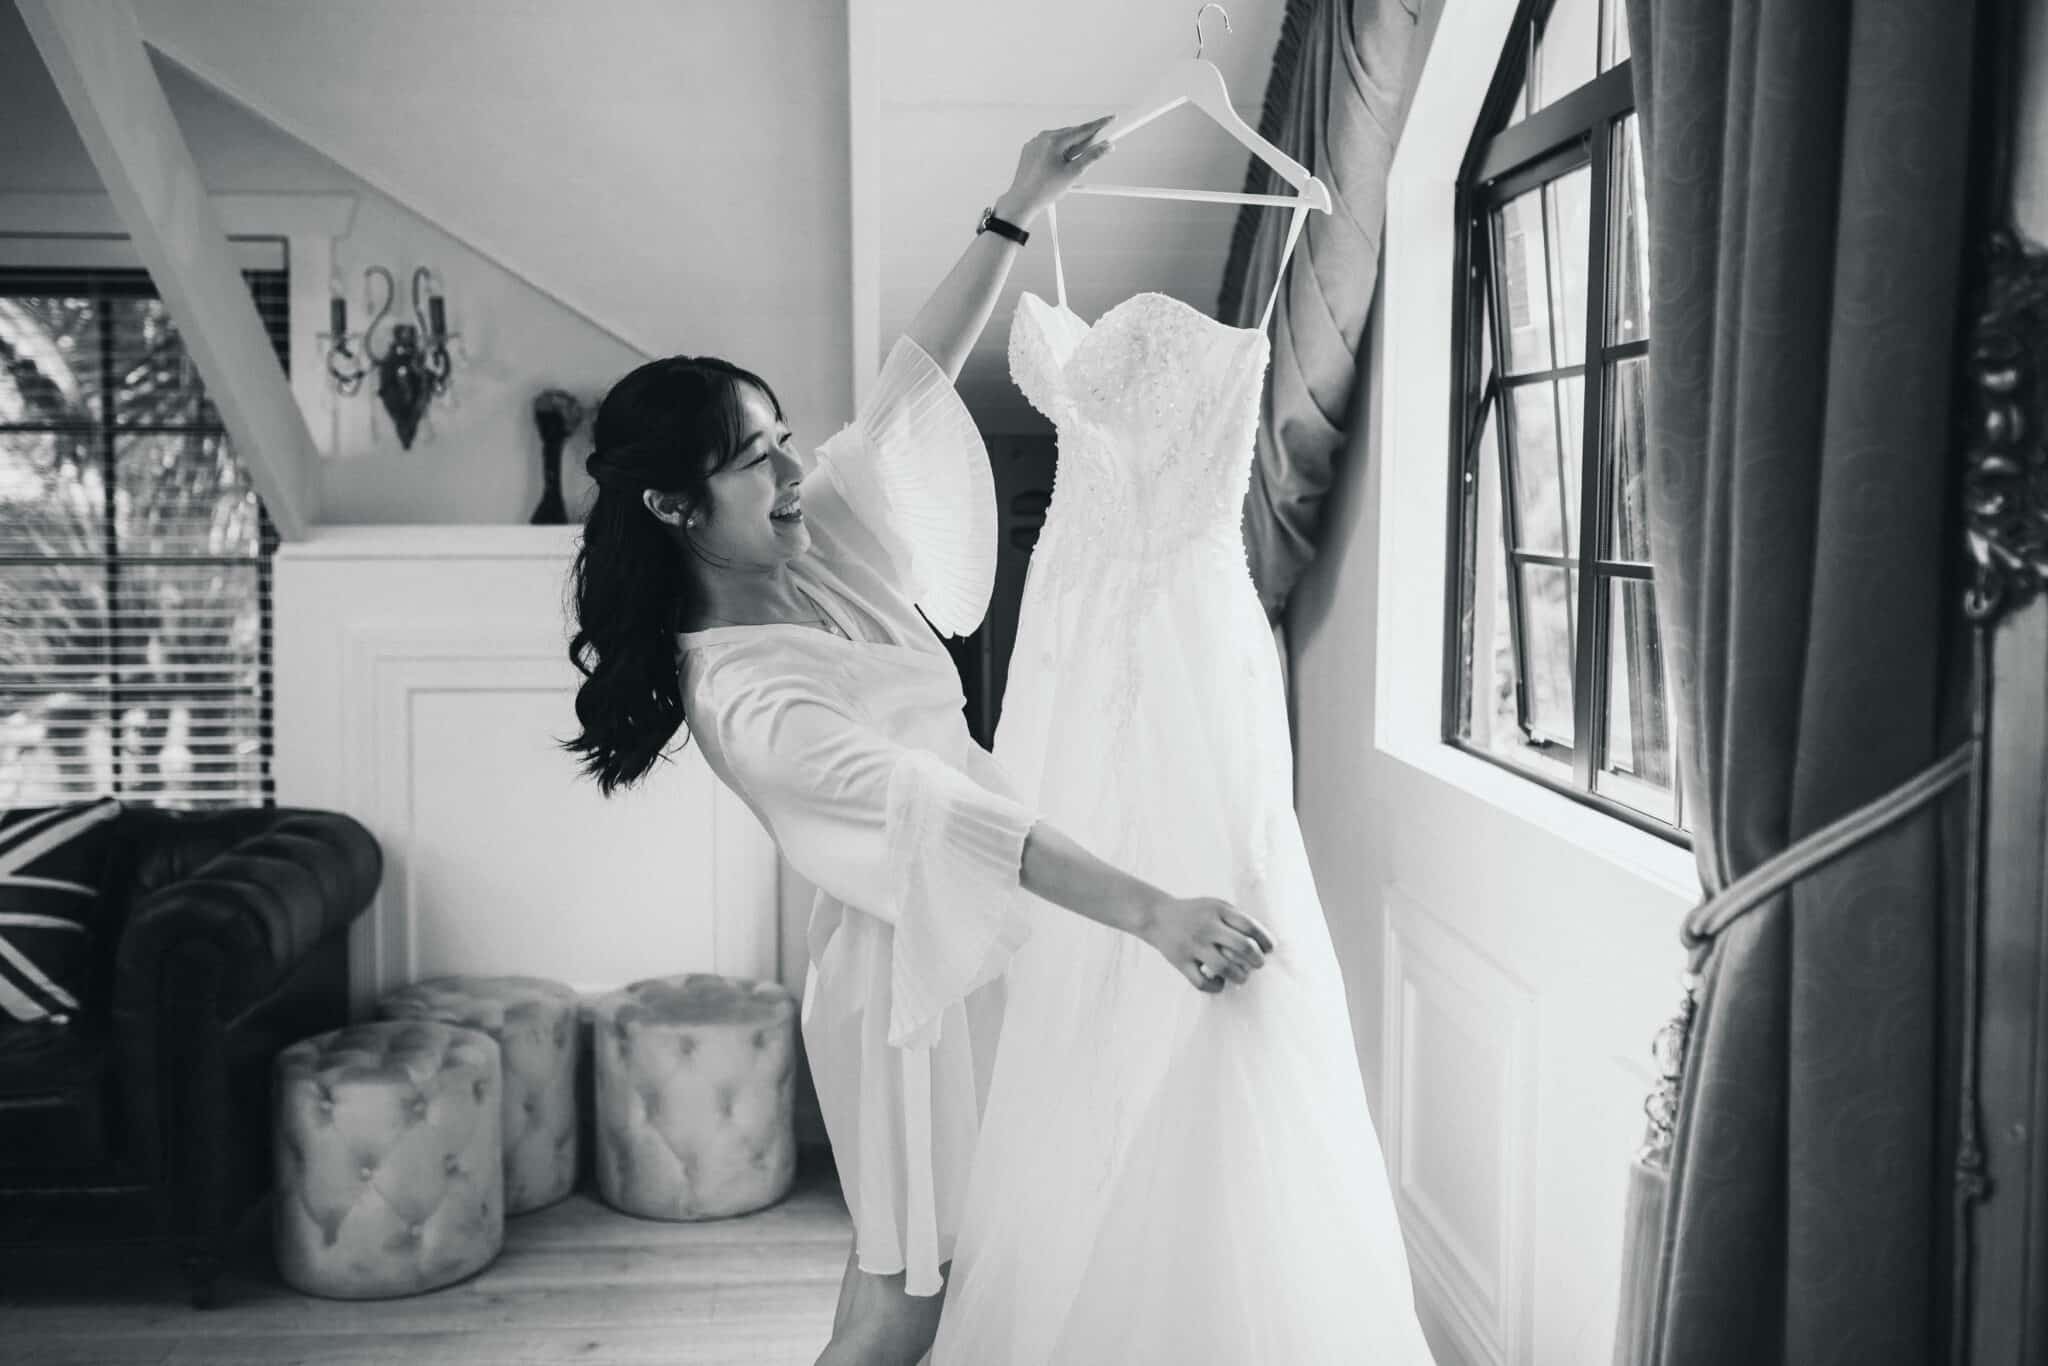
[1194,3,1232,60]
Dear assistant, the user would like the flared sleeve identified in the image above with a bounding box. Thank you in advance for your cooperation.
[712,673,1037,1051]
[810,335,998,638]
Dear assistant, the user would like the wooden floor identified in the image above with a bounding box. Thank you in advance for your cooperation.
[0,1149,852,1366]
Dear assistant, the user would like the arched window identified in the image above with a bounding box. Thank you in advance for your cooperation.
[1445,0,1681,835]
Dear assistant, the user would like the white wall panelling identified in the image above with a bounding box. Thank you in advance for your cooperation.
[276,525,780,1014]
[1383,888,1537,1366]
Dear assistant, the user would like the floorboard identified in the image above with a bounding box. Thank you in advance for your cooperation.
[0,1148,852,1366]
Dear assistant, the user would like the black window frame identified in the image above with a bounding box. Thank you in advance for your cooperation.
[0,260,285,810]
[1441,0,1686,843]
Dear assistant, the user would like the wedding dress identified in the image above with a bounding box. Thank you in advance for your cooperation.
[930,209,1436,1364]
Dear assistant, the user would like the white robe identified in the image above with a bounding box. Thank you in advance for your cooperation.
[677,335,1033,1296]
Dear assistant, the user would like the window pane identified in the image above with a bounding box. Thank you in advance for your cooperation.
[1505,19,1533,128]
[1,270,277,810]
[1485,490,1514,741]
[1,560,109,805]
[1546,165,1593,366]
[109,296,214,428]
[115,432,263,557]
[1478,267,1495,391]
[1466,414,1571,785]
[1603,0,1633,70]
[108,562,267,806]
[1454,394,1504,741]
[1533,0,1598,112]
[1559,373,1585,543]
[1610,114,1650,344]
[0,431,102,558]
[1609,357,1651,561]
[1597,576,1675,821]
[1519,563,1577,744]
[1507,382,1574,554]
[1495,189,1553,374]
[0,296,102,424]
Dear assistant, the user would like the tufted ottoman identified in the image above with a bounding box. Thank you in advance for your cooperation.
[377,975,582,1214]
[587,974,798,1221]
[272,1020,504,1299]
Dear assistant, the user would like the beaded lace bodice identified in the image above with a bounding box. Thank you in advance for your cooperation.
[1007,290,1270,582]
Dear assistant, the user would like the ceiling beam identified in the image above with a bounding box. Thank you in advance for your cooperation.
[15,0,319,540]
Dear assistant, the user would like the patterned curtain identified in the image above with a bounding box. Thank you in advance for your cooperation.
[1218,0,1432,621]
[1613,2,1986,1362]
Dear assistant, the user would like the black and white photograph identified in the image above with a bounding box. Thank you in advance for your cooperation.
[0,1,2042,1364]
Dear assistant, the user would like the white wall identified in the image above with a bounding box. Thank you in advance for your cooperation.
[1283,2,1696,1361]
[864,0,1292,429]
[0,1,850,525]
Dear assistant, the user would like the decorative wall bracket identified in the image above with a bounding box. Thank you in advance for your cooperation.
[321,265,461,451]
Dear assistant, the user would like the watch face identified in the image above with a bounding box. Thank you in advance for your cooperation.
[978,206,993,230]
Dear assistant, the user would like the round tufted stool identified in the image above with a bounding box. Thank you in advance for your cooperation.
[587,973,798,1221]
[272,1020,504,1299]
[377,975,582,1214]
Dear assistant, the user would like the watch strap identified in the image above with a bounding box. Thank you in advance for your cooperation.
[978,207,1029,247]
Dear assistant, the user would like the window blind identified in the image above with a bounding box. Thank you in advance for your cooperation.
[0,261,285,810]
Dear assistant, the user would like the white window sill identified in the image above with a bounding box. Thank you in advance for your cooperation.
[1377,727,1702,902]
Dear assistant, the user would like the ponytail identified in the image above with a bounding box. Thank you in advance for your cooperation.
[560,354,784,795]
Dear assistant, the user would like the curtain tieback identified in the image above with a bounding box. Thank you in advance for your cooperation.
[1636,739,1977,1167]
[1681,739,1978,955]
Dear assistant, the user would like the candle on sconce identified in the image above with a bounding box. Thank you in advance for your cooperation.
[330,296,347,338]
[428,294,447,339]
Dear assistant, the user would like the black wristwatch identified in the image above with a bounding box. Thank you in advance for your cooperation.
[977,205,1030,247]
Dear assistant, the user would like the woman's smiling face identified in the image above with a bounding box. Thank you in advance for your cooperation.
[690,380,810,568]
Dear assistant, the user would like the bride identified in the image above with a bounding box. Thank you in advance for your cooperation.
[561,120,1276,1366]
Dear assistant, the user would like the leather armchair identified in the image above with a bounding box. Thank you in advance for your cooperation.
[0,805,381,1307]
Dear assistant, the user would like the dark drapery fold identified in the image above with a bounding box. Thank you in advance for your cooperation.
[1218,0,1428,621]
[1614,2,1983,1363]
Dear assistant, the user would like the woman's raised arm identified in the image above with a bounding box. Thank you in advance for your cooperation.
[902,117,1115,380]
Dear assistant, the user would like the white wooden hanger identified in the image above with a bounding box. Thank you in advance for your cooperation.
[1070,4,1332,214]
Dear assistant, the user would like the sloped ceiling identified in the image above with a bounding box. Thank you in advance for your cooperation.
[135,0,854,437]
[133,0,1288,435]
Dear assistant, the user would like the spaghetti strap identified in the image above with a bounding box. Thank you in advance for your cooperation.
[1257,199,1312,335]
[1046,201,1069,312]
[1049,193,1309,332]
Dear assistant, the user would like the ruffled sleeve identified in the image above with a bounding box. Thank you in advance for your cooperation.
[710,670,1036,1051]
[810,335,998,638]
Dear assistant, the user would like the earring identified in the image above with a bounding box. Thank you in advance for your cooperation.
[684,514,697,528]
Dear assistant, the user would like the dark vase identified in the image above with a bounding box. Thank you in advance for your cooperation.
[530,389,584,525]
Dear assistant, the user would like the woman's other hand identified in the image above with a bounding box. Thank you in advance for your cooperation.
[993,116,1117,227]
[1139,893,1277,994]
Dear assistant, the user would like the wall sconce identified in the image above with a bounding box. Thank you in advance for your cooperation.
[322,266,460,449]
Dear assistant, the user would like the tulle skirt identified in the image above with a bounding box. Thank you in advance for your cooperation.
[930,527,1436,1365]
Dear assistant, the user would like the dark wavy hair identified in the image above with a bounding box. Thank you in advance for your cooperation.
[560,354,784,796]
